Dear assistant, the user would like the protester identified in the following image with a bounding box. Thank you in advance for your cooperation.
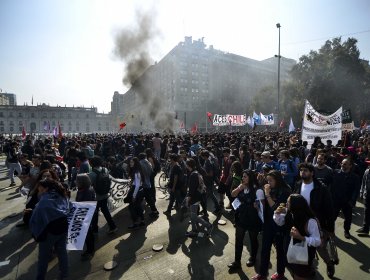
[228,169,264,270]
[89,156,117,234]
[283,194,322,280]
[357,163,370,235]
[127,157,145,229]
[75,174,97,260]
[29,179,69,280]
[7,141,22,186]
[252,170,291,280]
[331,158,361,239]
[185,158,213,237]
[294,163,336,278]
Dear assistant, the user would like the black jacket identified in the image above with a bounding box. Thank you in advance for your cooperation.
[294,179,335,233]
[331,169,361,206]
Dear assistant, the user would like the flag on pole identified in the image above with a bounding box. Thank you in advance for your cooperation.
[191,122,198,133]
[58,122,62,138]
[31,96,34,105]
[279,119,285,128]
[119,122,127,130]
[179,121,185,129]
[53,126,58,138]
[247,116,254,128]
[206,112,212,122]
[289,117,295,133]
[22,125,26,139]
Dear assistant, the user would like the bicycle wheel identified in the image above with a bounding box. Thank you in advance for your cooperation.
[158,172,168,189]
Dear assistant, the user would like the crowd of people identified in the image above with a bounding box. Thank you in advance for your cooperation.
[1,129,370,280]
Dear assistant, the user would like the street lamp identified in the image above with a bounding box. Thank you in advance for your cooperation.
[276,23,281,128]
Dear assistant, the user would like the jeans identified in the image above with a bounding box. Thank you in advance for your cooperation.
[190,204,211,232]
[234,225,259,263]
[93,198,116,230]
[154,149,161,160]
[259,224,286,277]
[37,232,68,280]
[334,202,353,231]
[316,232,331,265]
[8,162,22,183]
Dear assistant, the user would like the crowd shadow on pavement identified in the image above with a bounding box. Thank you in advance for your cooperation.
[335,234,370,274]
[181,225,229,280]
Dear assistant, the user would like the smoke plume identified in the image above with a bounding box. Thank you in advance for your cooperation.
[114,10,175,133]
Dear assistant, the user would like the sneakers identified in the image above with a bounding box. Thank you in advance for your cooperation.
[107,227,118,234]
[270,272,285,280]
[344,230,351,239]
[356,227,369,234]
[251,274,267,280]
[227,261,241,270]
[128,222,145,230]
[327,263,335,278]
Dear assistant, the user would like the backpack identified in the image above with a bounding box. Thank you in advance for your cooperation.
[153,157,161,174]
[93,168,111,195]
[197,172,207,194]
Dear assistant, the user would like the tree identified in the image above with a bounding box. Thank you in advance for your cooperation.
[291,37,370,120]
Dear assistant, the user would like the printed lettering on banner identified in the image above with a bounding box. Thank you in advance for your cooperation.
[66,201,97,250]
[212,114,247,126]
[301,100,342,147]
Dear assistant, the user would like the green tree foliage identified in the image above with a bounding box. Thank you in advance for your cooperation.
[251,37,370,125]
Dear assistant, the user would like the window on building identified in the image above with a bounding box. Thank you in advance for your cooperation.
[51,113,55,118]
[0,112,3,117]
[31,113,35,118]
[0,127,4,132]
[18,112,23,118]
[68,113,72,119]
[18,121,22,125]
[42,113,47,118]
[19,127,22,132]
[9,127,14,132]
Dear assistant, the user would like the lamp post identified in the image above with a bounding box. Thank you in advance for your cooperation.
[276,23,281,128]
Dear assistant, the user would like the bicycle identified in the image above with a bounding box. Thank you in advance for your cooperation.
[158,159,171,191]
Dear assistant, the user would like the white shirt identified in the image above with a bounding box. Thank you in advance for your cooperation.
[305,218,322,247]
[301,181,314,206]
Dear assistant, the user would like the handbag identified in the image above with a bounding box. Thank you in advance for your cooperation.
[327,236,339,265]
[287,238,309,265]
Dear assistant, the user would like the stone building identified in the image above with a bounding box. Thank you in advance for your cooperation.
[0,104,113,134]
[111,36,296,132]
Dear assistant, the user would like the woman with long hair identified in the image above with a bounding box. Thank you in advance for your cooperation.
[252,170,291,280]
[228,169,264,269]
[283,194,321,280]
[127,157,145,229]
[29,179,70,280]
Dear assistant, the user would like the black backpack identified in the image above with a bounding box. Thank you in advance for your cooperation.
[93,168,111,195]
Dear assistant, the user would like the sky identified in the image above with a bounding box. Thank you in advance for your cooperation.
[0,0,369,113]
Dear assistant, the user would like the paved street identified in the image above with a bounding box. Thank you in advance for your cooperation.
[0,161,369,280]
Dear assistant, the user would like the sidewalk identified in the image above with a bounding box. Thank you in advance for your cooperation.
[0,165,369,279]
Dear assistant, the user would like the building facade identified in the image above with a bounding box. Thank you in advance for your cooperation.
[0,104,113,134]
[0,93,17,105]
[111,36,296,132]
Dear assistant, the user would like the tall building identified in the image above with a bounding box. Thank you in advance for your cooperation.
[111,36,296,132]
[0,104,113,134]
[0,93,17,105]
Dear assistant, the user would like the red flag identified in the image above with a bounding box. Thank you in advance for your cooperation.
[22,125,26,139]
[191,122,198,133]
[207,112,212,122]
[360,120,367,129]
[119,122,127,130]
[279,119,285,128]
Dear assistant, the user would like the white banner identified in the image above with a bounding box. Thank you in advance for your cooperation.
[260,113,275,125]
[212,114,247,126]
[342,122,354,132]
[67,201,97,251]
[301,100,342,147]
